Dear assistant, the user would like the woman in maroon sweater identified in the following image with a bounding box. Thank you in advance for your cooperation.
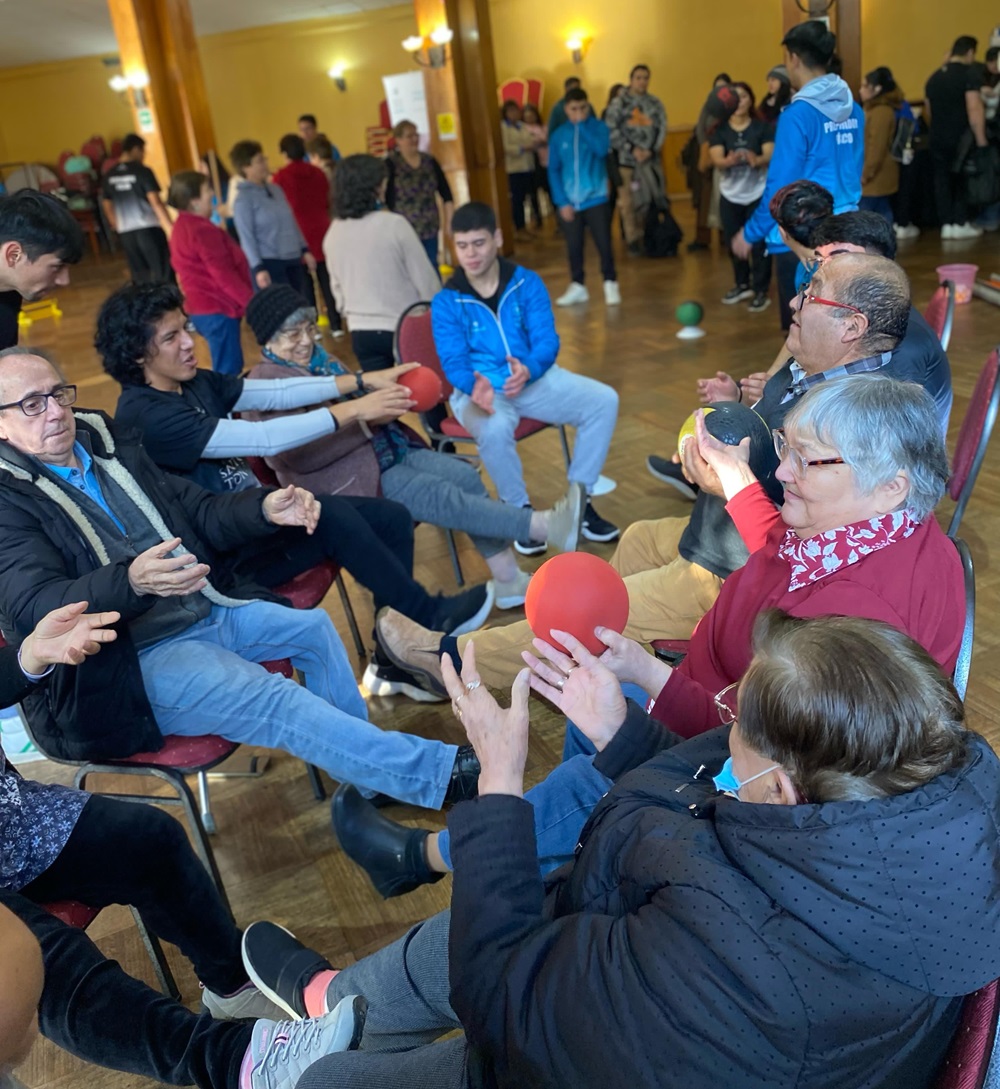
[333,374,968,897]
[167,171,253,376]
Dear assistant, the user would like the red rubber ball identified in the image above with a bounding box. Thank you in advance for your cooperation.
[399,366,443,413]
[524,552,630,656]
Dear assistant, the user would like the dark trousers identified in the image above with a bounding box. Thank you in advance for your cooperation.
[189,313,244,376]
[119,227,173,284]
[528,164,549,226]
[231,493,449,627]
[564,201,617,284]
[931,146,968,226]
[13,796,250,1089]
[259,258,308,297]
[315,260,343,331]
[719,196,772,295]
[774,249,801,332]
[508,171,534,230]
[351,328,396,372]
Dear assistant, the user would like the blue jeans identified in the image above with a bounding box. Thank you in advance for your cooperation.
[437,682,649,871]
[421,236,441,277]
[189,313,245,376]
[449,364,619,508]
[859,194,894,225]
[137,602,457,808]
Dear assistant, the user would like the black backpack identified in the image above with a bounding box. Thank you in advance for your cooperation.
[644,199,683,258]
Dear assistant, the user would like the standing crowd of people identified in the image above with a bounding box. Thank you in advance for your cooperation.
[0,17,996,1089]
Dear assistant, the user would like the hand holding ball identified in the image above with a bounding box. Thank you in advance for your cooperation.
[525,553,629,656]
[677,401,777,481]
[398,366,443,413]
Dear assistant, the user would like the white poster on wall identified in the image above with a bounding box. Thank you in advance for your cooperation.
[382,71,431,149]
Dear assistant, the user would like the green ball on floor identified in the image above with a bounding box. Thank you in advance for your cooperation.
[675,300,705,327]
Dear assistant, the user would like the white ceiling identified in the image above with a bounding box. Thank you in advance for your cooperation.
[0,0,404,68]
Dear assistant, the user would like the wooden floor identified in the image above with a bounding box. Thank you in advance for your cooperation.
[16,202,1000,1088]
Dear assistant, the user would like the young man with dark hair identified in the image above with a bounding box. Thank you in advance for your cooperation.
[272,134,341,332]
[100,133,174,284]
[298,114,318,142]
[431,201,620,549]
[546,76,582,135]
[0,190,84,349]
[548,87,620,307]
[604,64,668,253]
[925,35,990,239]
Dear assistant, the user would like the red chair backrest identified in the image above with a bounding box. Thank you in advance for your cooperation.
[80,135,108,168]
[932,979,1000,1089]
[246,455,280,487]
[396,304,453,398]
[950,350,1000,502]
[924,282,956,352]
[498,78,528,108]
[525,78,544,111]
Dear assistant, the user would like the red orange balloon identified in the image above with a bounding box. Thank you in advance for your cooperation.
[399,365,443,413]
[525,552,630,656]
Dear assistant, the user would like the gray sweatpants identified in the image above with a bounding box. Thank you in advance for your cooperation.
[297,909,469,1089]
[382,447,532,559]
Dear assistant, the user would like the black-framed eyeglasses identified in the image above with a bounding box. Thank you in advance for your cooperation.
[0,384,77,417]
[772,428,846,477]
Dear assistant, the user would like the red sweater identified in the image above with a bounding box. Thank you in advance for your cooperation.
[169,212,252,318]
[651,483,965,738]
[272,160,331,258]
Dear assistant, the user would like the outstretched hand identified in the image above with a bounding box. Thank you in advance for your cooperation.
[442,641,530,796]
[20,601,121,673]
[262,485,321,534]
[522,628,627,752]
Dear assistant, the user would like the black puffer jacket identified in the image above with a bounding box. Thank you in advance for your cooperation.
[449,726,1000,1089]
[0,412,280,760]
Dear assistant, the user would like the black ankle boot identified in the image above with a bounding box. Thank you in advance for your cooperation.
[445,744,480,805]
[331,785,445,899]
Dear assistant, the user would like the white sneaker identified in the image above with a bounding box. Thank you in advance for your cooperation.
[894,224,920,239]
[951,222,984,239]
[492,569,532,609]
[202,982,288,1022]
[556,283,589,306]
[603,280,621,305]
[242,996,367,1089]
[941,224,956,240]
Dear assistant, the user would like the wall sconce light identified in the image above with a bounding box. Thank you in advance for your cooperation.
[566,35,592,63]
[108,70,150,107]
[328,64,347,91]
[108,74,129,93]
[401,26,453,68]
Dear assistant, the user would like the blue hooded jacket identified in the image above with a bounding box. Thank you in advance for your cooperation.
[744,74,864,253]
[432,259,559,394]
[547,117,611,212]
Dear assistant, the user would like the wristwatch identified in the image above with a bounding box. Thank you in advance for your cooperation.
[355,372,367,394]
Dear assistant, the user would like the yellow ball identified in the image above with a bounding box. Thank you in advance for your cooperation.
[678,407,714,455]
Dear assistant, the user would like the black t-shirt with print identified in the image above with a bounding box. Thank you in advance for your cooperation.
[0,291,21,350]
[101,161,163,233]
[115,369,258,494]
[925,62,981,150]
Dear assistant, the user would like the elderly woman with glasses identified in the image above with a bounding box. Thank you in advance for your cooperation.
[333,372,966,898]
[241,609,1000,1089]
[242,284,585,634]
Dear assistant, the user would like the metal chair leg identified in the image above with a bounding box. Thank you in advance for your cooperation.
[167,769,233,919]
[336,573,366,659]
[131,907,180,999]
[445,529,465,586]
[197,770,217,834]
[306,763,327,801]
[558,425,572,470]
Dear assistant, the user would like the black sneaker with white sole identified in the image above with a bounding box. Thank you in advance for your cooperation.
[514,504,547,555]
[428,582,495,636]
[581,502,620,542]
[748,293,771,313]
[646,455,699,501]
[722,285,753,305]
[362,659,446,703]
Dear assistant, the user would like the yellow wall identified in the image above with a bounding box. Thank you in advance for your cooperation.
[0,56,132,167]
[199,4,416,164]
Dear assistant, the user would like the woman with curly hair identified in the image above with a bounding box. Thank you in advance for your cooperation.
[322,154,441,373]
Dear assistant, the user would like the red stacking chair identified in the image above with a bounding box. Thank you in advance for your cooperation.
[932,978,1000,1089]
[924,281,957,353]
[946,349,1000,537]
[394,300,572,468]
[497,77,528,108]
[41,899,179,1000]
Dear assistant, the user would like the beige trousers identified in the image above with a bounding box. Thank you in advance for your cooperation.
[616,165,642,246]
[457,516,724,689]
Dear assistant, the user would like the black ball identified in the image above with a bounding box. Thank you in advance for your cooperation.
[702,401,779,486]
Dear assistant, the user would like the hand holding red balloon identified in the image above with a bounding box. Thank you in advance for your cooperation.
[524,553,629,656]
[522,629,627,752]
[398,365,444,413]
